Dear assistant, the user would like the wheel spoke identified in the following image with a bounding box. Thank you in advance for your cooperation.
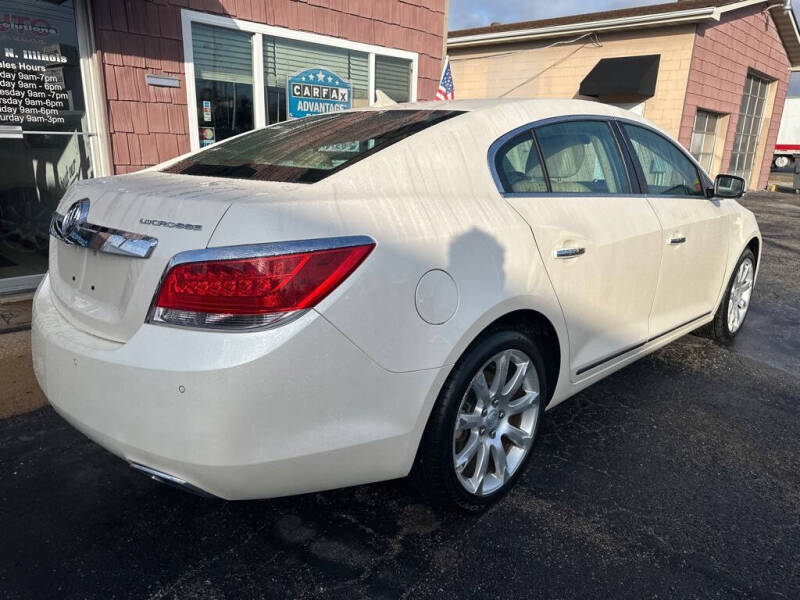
[456,412,482,432]
[501,360,529,398]
[490,442,508,483]
[507,391,539,416]
[471,371,490,408]
[503,424,532,448]
[454,432,480,472]
[490,352,510,397]
[472,441,490,492]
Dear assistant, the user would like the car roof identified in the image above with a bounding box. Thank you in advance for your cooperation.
[353,98,660,141]
[362,97,648,121]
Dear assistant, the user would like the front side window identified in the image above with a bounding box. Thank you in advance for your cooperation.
[164,110,463,183]
[495,133,546,193]
[690,110,720,173]
[535,121,630,194]
[623,124,705,197]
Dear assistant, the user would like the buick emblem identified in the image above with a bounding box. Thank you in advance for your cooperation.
[62,198,90,238]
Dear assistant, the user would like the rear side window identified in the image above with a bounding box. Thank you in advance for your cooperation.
[495,133,547,193]
[622,123,705,197]
[535,120,630,194]
[164,110,463,183]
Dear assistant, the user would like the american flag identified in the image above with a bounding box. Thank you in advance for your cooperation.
[435,57,455,101]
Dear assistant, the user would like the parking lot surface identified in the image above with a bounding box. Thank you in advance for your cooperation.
[0,191,798,599]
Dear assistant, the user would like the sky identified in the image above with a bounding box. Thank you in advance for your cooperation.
[448,0,800,95]
[448,0,667,30]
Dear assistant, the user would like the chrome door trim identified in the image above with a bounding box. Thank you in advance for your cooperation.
[575,311,711,376]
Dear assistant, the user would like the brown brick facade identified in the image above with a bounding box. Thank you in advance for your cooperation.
[679,4,791,188]
[93,0,447,174]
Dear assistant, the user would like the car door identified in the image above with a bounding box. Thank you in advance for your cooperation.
[619,123,729,337]
[495,118,663,380]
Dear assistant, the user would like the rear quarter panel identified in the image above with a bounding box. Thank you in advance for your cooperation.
[207,108,569,378]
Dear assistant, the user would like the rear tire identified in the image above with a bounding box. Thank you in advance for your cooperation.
[414,329,548,512]
[703,248,756,344]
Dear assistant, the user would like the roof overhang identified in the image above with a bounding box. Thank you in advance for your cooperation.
[448,0,800,70]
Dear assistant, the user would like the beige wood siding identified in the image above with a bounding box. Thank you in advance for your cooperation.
[449,25,696,138]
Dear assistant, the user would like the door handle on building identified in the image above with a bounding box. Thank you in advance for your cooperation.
[669,236,687,245]
[554,247,586,258]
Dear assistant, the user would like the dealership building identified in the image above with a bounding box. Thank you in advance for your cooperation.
[449,0,800,189]
[0,0,447,294]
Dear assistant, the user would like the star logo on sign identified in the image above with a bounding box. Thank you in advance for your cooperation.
[301,76,306,81]
[317,71,325,81]
[327,76,332,82]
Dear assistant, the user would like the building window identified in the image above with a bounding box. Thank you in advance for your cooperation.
[0,0,101,292]
[185,12,418,150]
[729,73,770,185]
[263,37,369,125]
[689,110,719,173]
[375,55,412,103]
[192,23,254,145]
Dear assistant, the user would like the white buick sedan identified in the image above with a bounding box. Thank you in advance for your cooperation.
[32,99,760,511]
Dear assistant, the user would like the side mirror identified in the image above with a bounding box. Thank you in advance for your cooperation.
[713,174,745,199]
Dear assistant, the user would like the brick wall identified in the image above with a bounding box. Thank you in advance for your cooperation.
[93,0,447,174]
[679,5,791,188]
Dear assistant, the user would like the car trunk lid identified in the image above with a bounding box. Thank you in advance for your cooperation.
[48,172,296,342]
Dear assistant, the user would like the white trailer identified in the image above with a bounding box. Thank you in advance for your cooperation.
[773,96,800,170]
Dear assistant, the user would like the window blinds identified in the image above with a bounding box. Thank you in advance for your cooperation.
[375,55,411,102]
[264,36,369,98]
[192,23,253,85]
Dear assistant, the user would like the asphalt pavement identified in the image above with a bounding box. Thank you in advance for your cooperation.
[0,191,798,599]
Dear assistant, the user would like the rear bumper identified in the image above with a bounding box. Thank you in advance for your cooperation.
[32,276,440,500]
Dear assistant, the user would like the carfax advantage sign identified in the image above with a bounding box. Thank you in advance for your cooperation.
[287,68,352,119]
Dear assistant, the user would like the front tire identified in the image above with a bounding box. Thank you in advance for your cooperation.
[415,329,547,512]
[706,248,756,344]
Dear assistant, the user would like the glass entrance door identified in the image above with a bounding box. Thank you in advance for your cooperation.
[0,0,96,293]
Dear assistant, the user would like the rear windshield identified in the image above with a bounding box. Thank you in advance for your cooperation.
[163,110,464,183]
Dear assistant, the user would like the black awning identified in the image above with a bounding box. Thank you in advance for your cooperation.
[579,54,660,100]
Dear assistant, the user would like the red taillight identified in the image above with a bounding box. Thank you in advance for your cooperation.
[152,243,374,328]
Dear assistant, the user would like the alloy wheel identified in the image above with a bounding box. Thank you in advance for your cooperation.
[452,349,540,496]
[728,257,754,334]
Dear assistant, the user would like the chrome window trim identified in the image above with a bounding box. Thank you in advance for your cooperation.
[488,114,714,200]
[146,234,376,332]
[50,207,158,259]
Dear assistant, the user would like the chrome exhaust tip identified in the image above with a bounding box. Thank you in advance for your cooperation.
[130,463,217,499]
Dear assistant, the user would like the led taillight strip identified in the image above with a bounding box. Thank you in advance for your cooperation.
[147,236,375,331]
